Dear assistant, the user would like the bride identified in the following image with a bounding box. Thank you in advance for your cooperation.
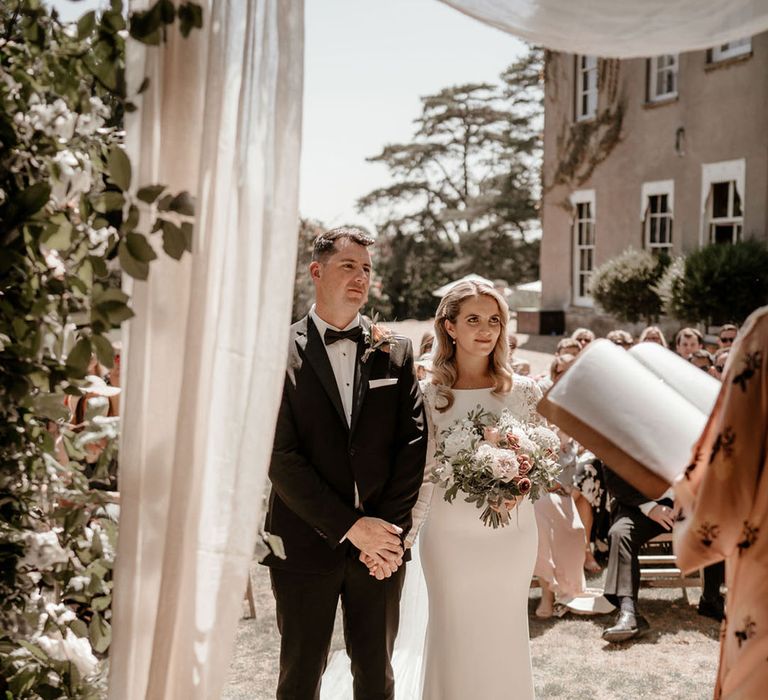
[407,279,541,699]
[322,280,541,699]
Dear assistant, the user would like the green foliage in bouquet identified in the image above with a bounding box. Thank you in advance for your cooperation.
[589,247,669,324]
[0,1,200,697]
[662,240,768,326]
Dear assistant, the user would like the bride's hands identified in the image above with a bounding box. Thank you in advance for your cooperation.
[360,551,401,581]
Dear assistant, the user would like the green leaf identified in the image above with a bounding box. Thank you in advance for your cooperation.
[108,146,132,191]
[125,232,158,263]
[94,288,130,306]
[89,613,111,654]
[32,392,71,421]
[77,10,96,39]
[136,184,165,204]
[137,77,151,95]
[182,222,194,250]
[92,335,115,368]
[161,221,186,260]
[77,258,94,288]
[160,0,176,23]
[118,239,150,280]
[92,595,112,612]
[70,618,89,638]
[66,337,92,377]
[17,182,51,218]
[93,191,125,213]
[169,191,195,216]
[178,2,204,37]
[90,255,109,279]
[42,217,73,250]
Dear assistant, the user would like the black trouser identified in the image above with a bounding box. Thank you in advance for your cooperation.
[702,561,725,601]
[270,556,406,700]
[603,504,667,607]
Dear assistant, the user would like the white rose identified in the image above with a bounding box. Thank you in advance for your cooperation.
[37,630,98,677]
[19,531,68,571]
[50,149,92,205]
[87,226,114,256]
[440,430,473,458]
[529,425,560,454]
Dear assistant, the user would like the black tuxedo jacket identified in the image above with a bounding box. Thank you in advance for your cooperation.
[262,315,428,573]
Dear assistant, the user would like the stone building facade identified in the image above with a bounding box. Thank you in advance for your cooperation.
[539,33,768,334]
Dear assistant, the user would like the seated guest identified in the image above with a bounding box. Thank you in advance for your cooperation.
[573,452,607,574]
[538,352,576,394]
[717,323,738,349]
[533,357,587,617]
[606,329,634,349]
[674,327,703,358]
[689,349,714,373]
[601,467,676,642]
[419,330,435,357]
[571,327,595,350]
[638,325,667,347]
[511,358,531,376]
[556,337,581,357]
[710,348,730,379]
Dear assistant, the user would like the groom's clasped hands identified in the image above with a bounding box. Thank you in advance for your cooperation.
[345,516,405,580]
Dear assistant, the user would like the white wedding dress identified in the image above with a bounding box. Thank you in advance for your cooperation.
[321,379,541,700]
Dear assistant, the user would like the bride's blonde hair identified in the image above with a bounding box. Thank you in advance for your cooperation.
[430,281,513,412]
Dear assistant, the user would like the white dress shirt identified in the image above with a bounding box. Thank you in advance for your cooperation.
[309,305,359,427]
[309,305,362,520]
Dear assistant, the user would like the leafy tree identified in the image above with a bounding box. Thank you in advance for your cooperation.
[666,240,768,325]
[0,2,200,696]
[292,219,324,321]
[358,48,544,317]
[589,248,669,324]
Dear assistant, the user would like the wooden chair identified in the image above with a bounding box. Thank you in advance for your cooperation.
[638,532,700,603]
[242,571,257,619]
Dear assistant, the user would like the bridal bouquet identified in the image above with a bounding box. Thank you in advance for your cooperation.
[430,405,561,528]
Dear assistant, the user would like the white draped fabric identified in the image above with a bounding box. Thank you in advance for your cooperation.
[440,0,768,57]
[109,2,303,699]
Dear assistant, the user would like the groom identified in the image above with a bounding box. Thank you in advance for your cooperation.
[262,227,428,699]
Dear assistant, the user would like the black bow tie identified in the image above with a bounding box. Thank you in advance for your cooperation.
[324,326,362,345]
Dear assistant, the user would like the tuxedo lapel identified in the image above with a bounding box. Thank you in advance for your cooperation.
[295,317,348,429]
[350,317,374,437]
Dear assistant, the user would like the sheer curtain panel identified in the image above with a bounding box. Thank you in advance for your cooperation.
[109,2,303,698]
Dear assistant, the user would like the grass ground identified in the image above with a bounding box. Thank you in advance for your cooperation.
[223,564,720,700]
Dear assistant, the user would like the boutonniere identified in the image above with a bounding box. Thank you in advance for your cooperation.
[362,314,397,363]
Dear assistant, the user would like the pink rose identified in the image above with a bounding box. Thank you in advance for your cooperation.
[517,455,532,476]
[505,432,520,450]
[483,427,501,445]
[516,477,532,495]
[372,324,393,352]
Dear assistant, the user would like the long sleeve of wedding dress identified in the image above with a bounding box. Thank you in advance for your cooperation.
[405,382,437,548]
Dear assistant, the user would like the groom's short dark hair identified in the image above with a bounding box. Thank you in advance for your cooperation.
[312,226,374,263]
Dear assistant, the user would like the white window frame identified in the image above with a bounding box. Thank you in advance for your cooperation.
[711,38,751,62]
[700,160,745,245]
[576,55,598,121]
[570,190,596,307]
[640,180,674,254]
[649,55,678,102]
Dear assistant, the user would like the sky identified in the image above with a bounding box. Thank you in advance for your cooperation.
[52,0,526,230]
